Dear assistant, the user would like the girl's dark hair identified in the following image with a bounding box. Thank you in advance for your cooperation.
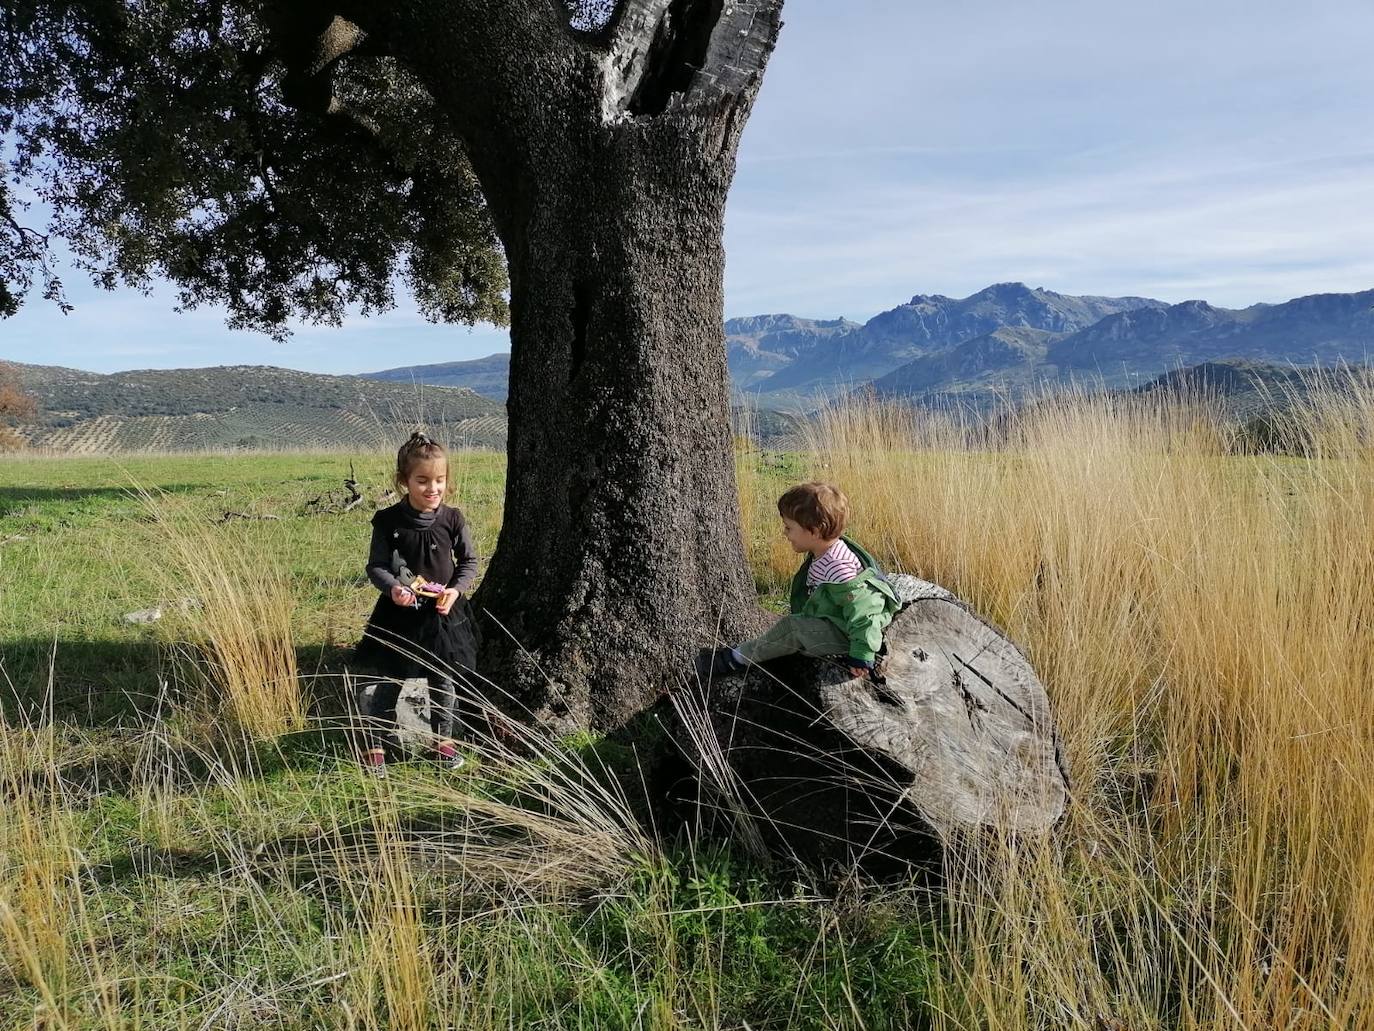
[395,432,447,490]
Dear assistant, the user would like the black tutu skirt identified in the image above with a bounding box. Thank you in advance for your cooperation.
[355,593,480,681]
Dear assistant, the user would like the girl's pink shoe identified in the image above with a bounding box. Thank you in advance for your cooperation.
[362,747,388,778]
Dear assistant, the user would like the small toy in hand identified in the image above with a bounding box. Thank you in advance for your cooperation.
[391,550,446,607]
[410,577,447,598]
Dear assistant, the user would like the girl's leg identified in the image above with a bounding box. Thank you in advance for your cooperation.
[364,678,403,756]
[427,676,464,766]
[428,675,458,740]
[735,614,850,664]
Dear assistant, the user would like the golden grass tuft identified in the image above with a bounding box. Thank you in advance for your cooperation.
[137,486,306,740]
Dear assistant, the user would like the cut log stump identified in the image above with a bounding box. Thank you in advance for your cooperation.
[671,574,1068,864]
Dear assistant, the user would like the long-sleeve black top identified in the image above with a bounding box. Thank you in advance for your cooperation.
[365,501,479,596]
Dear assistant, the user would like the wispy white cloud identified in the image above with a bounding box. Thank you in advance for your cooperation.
[725,0,1374,316]
[6,0,1374,371]
[727,138,1374,315]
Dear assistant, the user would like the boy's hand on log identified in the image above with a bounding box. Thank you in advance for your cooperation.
[436,588,461,615]
[849,666,871,680]
[390,585,416,607]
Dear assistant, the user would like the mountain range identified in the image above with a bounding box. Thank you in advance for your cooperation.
[8,282,1371,453]
[366,282,1374,408]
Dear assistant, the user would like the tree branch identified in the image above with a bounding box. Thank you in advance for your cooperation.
[262,7,401,176]
[271,9,373,115]
[320,0,588,210]
[306,15,367,78]
[2,211,50,255]
[690,0,784,104]
[333,0,578,95]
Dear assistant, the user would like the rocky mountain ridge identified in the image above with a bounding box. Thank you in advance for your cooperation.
[363,282,1372,407]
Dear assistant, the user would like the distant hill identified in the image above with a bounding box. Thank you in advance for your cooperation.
[368,353,511,400]
[868,326,1066,403]
[1134,359,1314,400]
[1130,358,1374,419]
[11,363,506,453]
[725,315,863,389]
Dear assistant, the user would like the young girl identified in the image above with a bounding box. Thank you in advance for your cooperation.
[355,432,481,775]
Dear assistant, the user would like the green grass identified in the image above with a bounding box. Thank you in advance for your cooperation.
[0,452,506,719]
[0,450,941,1029]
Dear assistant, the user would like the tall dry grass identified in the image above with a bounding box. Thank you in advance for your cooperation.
[3,377,1370,1027]
[138,487,306,740]
[0,690,126,1030]
[763,376,1373,1029]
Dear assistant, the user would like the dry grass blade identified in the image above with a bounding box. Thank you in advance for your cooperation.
[134,482,305,740]
[784,381,1373,1030]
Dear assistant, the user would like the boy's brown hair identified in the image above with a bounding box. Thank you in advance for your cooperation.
[777,482,849,539]
[395,431,448,492]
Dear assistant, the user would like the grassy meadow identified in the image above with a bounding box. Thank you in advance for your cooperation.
[1,379,1371,1029]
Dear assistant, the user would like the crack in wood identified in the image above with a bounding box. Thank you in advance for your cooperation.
[871,682,903,708]
[951,667,987,727]
[952,650,1037,726]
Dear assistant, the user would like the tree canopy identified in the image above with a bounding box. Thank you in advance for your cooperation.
[1,1,511,336]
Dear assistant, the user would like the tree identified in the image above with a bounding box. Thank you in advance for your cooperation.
[2,0,785,727]
[0,362,37,449]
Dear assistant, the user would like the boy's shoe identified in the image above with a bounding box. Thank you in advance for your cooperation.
[694,647,745,682]
[362,748,388,778]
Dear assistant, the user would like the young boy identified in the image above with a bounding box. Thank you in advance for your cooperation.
[698,482,900,680]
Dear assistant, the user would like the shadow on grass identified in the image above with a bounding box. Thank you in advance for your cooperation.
[94,803,461,890]
[0,482,211,516]
[0,638,359,725]
[4,637,949,890]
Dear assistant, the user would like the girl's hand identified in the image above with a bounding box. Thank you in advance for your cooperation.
[436,588,461,615]
[849,666,871,681]
[390,584,416,607]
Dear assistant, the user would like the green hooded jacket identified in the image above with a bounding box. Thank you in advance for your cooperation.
[788,537,901,663]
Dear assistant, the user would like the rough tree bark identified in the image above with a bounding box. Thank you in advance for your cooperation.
[336,0,785,729]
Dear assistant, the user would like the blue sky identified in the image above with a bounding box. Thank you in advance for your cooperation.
[4,0,1374,374]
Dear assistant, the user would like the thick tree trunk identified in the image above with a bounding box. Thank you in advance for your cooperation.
[475,159,764,729]
[347,0,785,729]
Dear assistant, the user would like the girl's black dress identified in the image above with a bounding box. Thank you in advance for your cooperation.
[354,501,480,747]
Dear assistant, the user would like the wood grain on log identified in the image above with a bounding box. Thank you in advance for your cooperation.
[826,574,1066,835]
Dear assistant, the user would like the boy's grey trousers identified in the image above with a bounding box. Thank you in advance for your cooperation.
[735,614,851,664]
